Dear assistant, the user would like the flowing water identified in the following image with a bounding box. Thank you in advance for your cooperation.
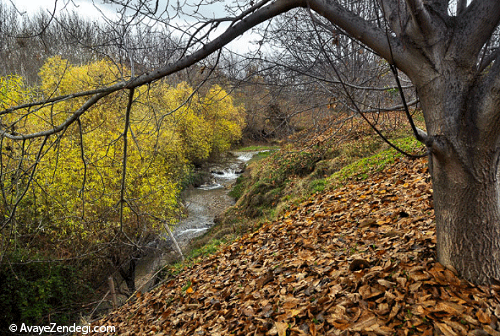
[172,151,256,243]
[134,151,261,292]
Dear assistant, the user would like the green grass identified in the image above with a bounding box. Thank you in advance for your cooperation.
[327,136,424,189]
[230,134,424,226]
[158,134,425,283]
[309,178,327,193]
[247,150,275,164]
[188,238,225,259]
[228,175,246,199]
[236,145,279,152]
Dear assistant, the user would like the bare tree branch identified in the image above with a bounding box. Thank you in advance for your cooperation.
[405,0,434,37]
[378,0,405,37]
[1,136,48,229]
[119,88,134,232]
[389,63,428,143]
[479,47,500,73]
[307,6,425,158]
[455,0,500,64]
[0,91,110,140]
[77,119,87,219]
[457,0,467,15]
[0,0,306,140]
[309,0,425,78]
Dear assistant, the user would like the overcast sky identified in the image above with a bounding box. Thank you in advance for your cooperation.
[10,0,259,53]
[12,0,113,19]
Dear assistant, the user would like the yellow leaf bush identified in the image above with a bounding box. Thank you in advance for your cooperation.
[1,56,245,258]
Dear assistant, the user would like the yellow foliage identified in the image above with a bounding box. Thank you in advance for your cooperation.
[162,82,245,162]
[0,57,245,253]
[201,85,245,154]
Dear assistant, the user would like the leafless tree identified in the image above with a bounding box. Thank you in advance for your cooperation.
[214,6,417,141]
[2,0,500,286]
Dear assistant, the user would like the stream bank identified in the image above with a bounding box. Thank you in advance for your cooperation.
[133,151,260,292]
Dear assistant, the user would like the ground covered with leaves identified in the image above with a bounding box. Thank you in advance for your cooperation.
[95,157,500,335]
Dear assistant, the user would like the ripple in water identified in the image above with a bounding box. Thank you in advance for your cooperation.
[197,183,223,190]
[177,228,209,236]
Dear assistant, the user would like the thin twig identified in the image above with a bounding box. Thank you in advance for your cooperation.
[119,88,135,232]
[77,119,87,219]
[306,8,425,159]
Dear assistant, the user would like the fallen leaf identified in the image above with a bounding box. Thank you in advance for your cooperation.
[275,322,288,336]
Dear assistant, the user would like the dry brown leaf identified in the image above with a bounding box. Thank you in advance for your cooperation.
[483,325,500,336]
[443,319,468,334]
[350,313,377,332]
[377,279,396,288]
[435,321,457,336]
[275,321,288,336]
[477,309,492,324]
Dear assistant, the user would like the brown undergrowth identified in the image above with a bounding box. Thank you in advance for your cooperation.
[92,156,500,335]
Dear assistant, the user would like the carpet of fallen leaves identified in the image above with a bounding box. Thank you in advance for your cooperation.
[95,157,500,336]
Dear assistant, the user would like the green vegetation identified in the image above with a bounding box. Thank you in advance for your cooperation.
[227,133,423,223]
[0,250,90,326]
[160,117,426,285]
[0,57,245,328]
[187,238,226,260]
[328,137,423,189]
[228,175,246,199]
[246,150,276,164]
[236,145,279,152]
[309,178,327,193]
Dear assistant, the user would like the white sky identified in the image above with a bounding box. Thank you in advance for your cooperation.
[10,0,260,53]
[12,0,113,19]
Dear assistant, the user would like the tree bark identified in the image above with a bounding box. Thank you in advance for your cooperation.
[419,72,500,284]
[118,258,136,294]
[431,148,500,284]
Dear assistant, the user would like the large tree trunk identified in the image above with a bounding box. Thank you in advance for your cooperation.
[419,74,500,284]
[431,146,500,284]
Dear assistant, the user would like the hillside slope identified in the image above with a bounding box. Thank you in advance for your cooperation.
[94,157,500,335]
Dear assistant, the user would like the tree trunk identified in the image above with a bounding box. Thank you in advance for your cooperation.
[111,254,137,294]
[431,148,500,284]
[119,258,136,294]
[421,76,500,284]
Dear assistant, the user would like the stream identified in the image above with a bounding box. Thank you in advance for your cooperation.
[133,151,259,292]
[171,152,251,246]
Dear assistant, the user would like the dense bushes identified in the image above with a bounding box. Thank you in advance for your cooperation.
[0,251,90,329]
[0,57,245,327]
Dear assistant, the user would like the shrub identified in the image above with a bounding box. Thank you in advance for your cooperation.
[0,250,91,330]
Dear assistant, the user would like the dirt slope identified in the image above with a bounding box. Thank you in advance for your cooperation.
[94,157,500,335]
